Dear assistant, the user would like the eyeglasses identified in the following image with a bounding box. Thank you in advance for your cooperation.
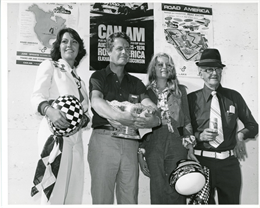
[156,63,173,69]
[200,67,223,74]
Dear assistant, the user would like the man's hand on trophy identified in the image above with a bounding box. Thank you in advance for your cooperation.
[134,112,159,129]
[115,110,139,128]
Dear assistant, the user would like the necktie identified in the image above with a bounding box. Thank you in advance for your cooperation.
[209,91,224,148]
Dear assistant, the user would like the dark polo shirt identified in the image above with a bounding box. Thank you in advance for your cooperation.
[89,65,149,128]
[188,84,258,151]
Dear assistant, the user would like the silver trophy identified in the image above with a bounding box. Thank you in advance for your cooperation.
[106,94,145,139]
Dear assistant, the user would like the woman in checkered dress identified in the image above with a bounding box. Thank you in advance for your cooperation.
[31,28,90,204]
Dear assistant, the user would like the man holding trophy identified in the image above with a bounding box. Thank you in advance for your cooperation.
[88,32,160,204]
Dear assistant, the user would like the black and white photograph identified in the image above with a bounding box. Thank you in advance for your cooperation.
[1,0,259,207]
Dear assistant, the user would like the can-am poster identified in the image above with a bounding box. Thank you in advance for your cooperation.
[90,2,154,73]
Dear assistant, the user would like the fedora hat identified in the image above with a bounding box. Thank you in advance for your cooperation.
[196,48,226,67]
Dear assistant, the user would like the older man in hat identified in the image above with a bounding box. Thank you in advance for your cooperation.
[187,48,258,204]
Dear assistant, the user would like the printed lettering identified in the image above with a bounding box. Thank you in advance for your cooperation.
[126,27,145,42]
[98,24,122,39]
[98,48,107,56]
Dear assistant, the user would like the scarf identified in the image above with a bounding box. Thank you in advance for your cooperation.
[150,81,174,132]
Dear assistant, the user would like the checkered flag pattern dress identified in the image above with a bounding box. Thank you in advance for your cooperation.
[31,95,83,200]
[188,166,210,204]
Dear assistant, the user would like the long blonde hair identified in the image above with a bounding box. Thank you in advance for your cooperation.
[147,52,182,97]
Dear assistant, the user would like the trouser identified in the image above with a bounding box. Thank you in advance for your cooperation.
[48,137,84,204]
[144,125,187,204]
[196,155,241,204]
[87,129,139,204]
[38,118,84,204]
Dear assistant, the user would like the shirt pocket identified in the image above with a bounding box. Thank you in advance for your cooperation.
[223,107,238,132]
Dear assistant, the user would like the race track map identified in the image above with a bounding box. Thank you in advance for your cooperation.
[17,3,79,66]
[161,3,213,77]
[164,28,207,61]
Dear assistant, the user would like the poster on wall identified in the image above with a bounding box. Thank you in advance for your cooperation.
[90,2,154,73]
[16,3,79,66]
[162,3,213,77]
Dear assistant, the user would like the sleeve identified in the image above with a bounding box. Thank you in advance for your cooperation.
[180,85,196,148]
[31,60,54,115]
[89,71,104,100]
[138,134,148,149]
[180,85,193,136]
[236,92,259,139]
[187,92,202,141]
[135,78,149,101]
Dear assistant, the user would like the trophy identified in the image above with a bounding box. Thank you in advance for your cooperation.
[106,94,144,139]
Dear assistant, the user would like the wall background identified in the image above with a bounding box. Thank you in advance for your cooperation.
[3,1,258,206]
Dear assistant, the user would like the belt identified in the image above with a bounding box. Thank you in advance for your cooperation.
[94,125,117,131]
[94,125,139,139]
[194,149,234,160]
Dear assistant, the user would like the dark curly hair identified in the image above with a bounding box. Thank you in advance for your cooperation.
[106,32,131,53]
[51,27,86,67]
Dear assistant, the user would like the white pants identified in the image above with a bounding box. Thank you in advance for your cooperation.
[37,118,84,204]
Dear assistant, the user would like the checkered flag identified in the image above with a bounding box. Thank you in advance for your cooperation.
[188,166,210,205]
[31,135,63,200]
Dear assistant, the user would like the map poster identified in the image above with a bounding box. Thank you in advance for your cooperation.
[162,3,213,77]
[90,2,154,73]
[16,3,79,66]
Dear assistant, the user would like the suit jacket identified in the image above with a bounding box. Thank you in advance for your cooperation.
[147,84,192,136]
[31,59,89,150]
[31,59,89,114]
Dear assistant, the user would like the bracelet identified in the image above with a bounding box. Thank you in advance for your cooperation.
[156,116,161,126]
[137,148,146,155]
[43,105,51,116]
